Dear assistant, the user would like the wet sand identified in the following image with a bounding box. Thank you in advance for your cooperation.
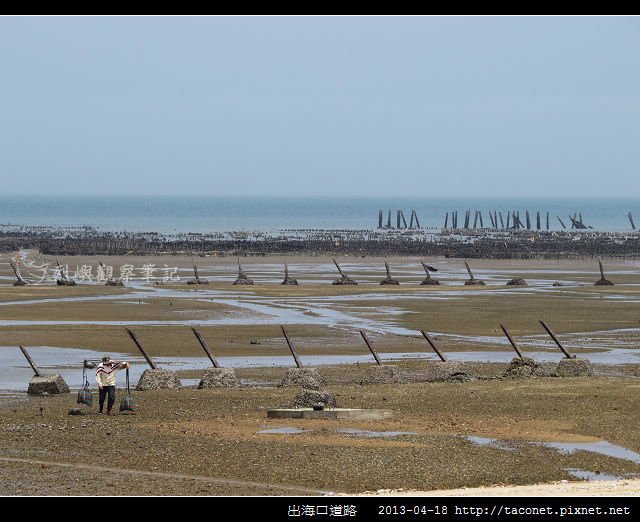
[1,253,639,495]
[0,374,639,496]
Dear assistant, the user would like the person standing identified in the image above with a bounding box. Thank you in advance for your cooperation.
[96,355,130,415]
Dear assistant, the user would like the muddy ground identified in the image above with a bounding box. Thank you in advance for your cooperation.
[1,254,640,496]
[1,368,639,496]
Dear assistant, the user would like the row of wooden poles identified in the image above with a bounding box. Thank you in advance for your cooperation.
[377,209,420,229]
[444,210,592,230]
[378,210,637,231]
[17,321,576,378]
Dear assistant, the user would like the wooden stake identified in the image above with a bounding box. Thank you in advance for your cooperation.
[281,325,303,368]
[539,320,575,359]
[499,324,524,359]
[419,330,447,362]
[125,328,158,369]
[19,346,42,376]
[359,330,382,366]
[191,327,220,368]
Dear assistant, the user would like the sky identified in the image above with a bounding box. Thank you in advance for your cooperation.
[0,16,638,198]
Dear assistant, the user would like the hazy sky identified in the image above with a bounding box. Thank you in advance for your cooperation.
[0,16,638,197]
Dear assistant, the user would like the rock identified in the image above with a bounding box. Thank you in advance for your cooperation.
[135,369,182,391]
[290,389,337,409]
[417,361,472,382]
[360,365,404,385]
[333,277,358,285]
[233,276,254,285]
[503,357,539,378]
[187,279,209,285]
[464,279,486,286]
[68,408,85,416]
[278,368,326,390]
[555,358,593,377]
[506,278,528,286]
[198,368,240,388]
[27,374,70,395]
[533,362,557,377]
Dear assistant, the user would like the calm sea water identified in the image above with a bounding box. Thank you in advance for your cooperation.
[0,196,637,234]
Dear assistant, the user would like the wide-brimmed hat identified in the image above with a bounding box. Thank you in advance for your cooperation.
[102,355,112,363]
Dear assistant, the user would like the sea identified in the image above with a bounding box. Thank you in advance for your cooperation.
[0,196,638,235]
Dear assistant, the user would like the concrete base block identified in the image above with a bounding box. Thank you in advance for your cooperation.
[278,367,326,389]
[291,389,337,409]
[555,358,593,377]
[136,369,182,391]
[198,367,240,388]
[360,365,403,385]
[503,357,539,378]
[27,374,70,395]
[417,361,472,382]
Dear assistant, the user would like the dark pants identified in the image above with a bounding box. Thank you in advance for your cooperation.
[99,386,116,411]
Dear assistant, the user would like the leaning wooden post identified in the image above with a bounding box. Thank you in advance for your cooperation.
[539,320,575,359]
[19,346,42,376]
[281,325,303,368]
[419,330,447,362]
[10,260,28,286]
[359,330,382,366]
[499,324,524,359]
[191,327,220,368]
[125,328,158,369]
[399,210,408,229]
[599,259,606,280]
[627,212,636,230]
[464,260,474,279]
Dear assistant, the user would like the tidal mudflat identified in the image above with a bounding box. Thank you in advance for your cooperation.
[1,254,639,495]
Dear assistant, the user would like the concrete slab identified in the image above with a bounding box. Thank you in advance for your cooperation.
[27,374,70,395]
[267,408,392,421]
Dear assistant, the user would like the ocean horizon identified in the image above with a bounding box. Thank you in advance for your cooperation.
[0,195,638,234]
